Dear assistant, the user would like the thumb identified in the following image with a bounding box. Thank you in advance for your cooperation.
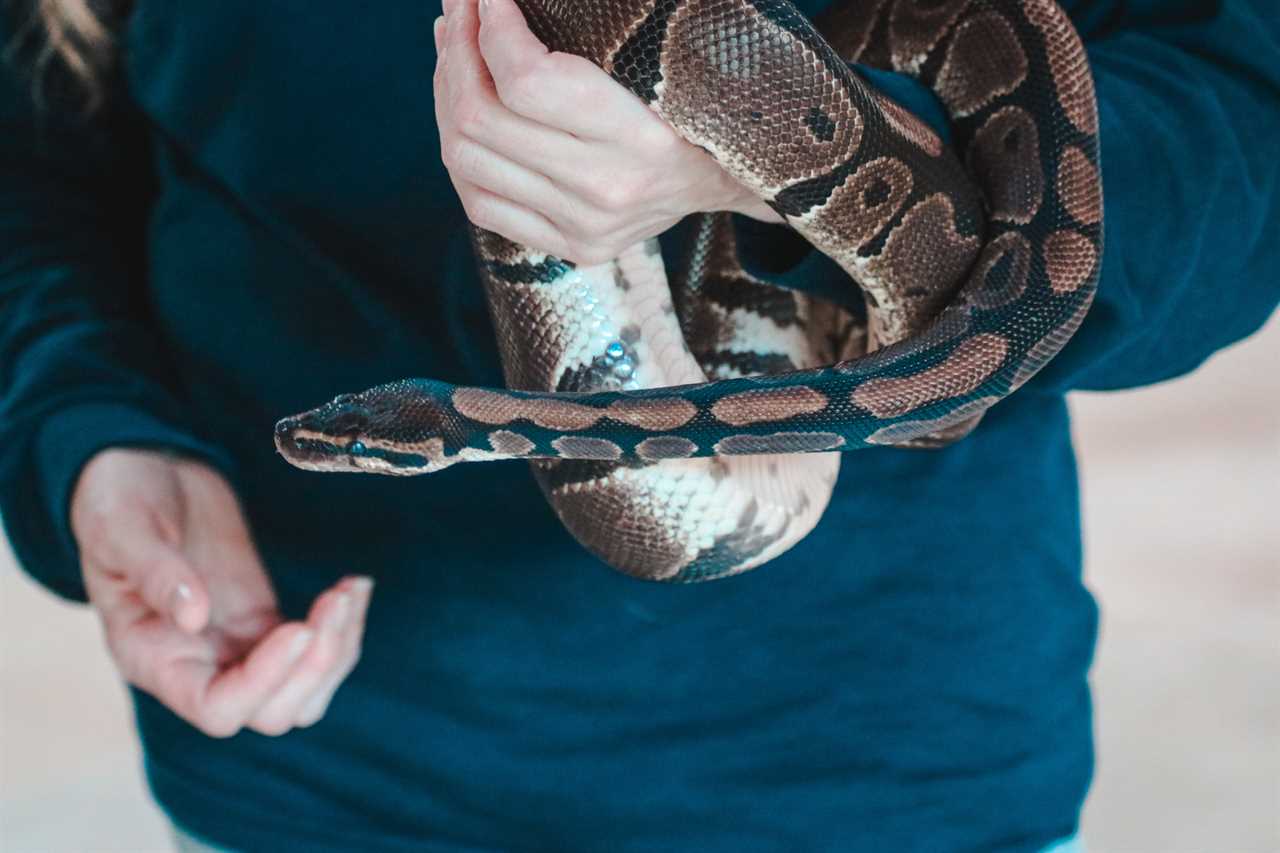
[122,536,212,634]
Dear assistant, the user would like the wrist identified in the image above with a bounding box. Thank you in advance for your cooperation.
[713,170,785,224]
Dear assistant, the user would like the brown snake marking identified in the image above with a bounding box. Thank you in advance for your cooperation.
[276,0,1103,583]
[489,430,537,455]
[969,231,1033,309]
[934,11,1028,116]
[1044,230,1098,294]
[1057,145,1103,225]
[636,436,700,460]
[968,106,1044,225]
[851,333,1011,418]
[710,386,829,427]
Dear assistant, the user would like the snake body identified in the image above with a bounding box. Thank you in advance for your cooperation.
[276,0,1102,581]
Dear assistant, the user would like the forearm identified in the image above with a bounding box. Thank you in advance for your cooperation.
[0,54,232,601]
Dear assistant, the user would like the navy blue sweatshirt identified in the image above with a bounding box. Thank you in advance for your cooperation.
[2,1,1277,850]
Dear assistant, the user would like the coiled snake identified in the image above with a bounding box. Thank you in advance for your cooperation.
[276,0,1102,582]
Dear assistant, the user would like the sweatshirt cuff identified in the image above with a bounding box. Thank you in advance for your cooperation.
[733,66,952,295]
[22,403,233,601]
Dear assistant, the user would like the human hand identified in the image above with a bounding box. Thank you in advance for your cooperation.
[433,0,782,267]
[70,448,373,737]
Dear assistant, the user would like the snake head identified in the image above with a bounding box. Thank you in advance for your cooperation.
[274,379,467,476]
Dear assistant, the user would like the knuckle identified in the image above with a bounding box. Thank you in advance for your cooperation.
[296,707,326,728]
[440,138,467,171]
[592,179,636,212]
[500,65,547,115]
[250,716,294,737]
[336,647,361,677]
[450,95,488,138]
[444,140,481,180]
[307,648,339,673]
[195,709,241,739]
[462,197,493,230]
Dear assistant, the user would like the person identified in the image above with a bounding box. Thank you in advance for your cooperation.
[1,0,1276,850]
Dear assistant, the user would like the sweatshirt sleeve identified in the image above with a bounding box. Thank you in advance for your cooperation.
[734,0,1279,393]
[1033,0,1280,390]
[0,56,233,602]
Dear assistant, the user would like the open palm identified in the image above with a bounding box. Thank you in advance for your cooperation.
[71,449,372,737]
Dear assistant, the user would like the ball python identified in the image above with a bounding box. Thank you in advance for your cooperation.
[276,0,1102,582]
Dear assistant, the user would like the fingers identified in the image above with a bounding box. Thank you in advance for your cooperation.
[122,576,375,739]
[124,537,211,634]
[145,622,315,738]
[454,178,577,260]
[438,0,587,184]
[82,505,213,635]
[297,577,374,727]
[248,576,374,734]
[433,36,578,225]
[476,0,657,139]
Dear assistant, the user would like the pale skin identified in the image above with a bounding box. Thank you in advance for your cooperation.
[76,0,780,737]
[73,449,373,737]
[434,0,783,267]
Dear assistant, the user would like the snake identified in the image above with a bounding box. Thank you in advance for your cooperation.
[275,0,1102,582]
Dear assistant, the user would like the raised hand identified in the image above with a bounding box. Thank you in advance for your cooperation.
[70,449,373,737]
[432,0,782,267]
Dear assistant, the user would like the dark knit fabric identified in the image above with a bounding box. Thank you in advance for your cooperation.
[2,2,1277,850]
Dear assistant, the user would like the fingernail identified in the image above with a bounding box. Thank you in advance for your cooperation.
[478,0,490,18]
[170,582,192,612]
[288,629,314,662]
[325,594,351,632]
[352,576,375,597]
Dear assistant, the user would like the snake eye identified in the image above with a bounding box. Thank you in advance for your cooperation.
[348,440,367,457]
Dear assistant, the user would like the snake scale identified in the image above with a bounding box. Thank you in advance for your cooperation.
[276,0,1102,582]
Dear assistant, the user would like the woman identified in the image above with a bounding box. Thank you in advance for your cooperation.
[2,0,1276,850]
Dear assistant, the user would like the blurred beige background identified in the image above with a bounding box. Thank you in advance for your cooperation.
[3,316,1278,853]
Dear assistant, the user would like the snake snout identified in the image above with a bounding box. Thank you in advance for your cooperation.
[274,397,375,471]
